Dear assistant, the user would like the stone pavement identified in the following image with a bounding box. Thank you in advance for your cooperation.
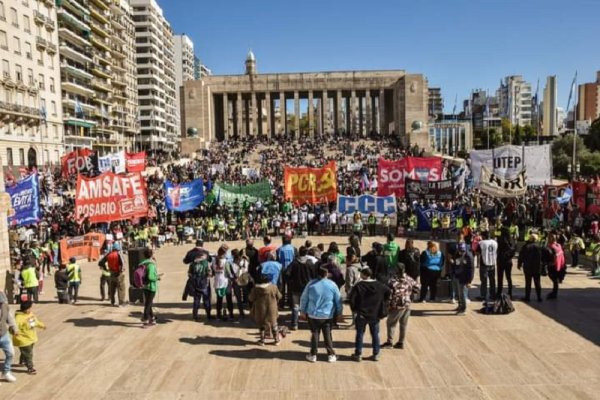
[1,235,599,400]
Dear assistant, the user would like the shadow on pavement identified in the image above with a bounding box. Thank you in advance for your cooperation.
[179,335,255,346]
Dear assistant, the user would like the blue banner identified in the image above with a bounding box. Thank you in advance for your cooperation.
[337,195,397,218]
[415,206,464,231]
[164,179,204,212]
[7,173,41,227]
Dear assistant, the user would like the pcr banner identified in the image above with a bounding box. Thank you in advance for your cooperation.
[337,195,397,218]
[75,172,148,223]
[164,179,204,212]
[7,173,41,227]
[126,152,147,173]
[59,233,105,264]
[469,144,551,186]
[284,161,337,204]
[61,148,95,176]
[405,178,455,201]
[377,157,443,198]
[479,166,527,198]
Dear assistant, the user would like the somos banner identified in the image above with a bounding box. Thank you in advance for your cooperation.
[479,166,527,198]
[126,152,146,173]
[59,233,105,264]
[337,195,396,218]
[61,148,95,176]
[470,144,551,186]
[214,181,272,205]
[75,172,148,223]
[378,157,443,198]
[165,179,204,212]
[7,173,41,227]
[405,178,454,201]
[284,161,337,204]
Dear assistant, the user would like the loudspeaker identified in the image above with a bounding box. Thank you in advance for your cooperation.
[128,247,147,304]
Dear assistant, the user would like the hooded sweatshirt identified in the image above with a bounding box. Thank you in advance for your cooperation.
[349,278,391,320]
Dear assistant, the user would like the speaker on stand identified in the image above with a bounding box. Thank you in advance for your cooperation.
[128,247,146,304]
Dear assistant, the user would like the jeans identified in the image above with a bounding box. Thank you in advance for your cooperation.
[354,317,380,356]
[68,281,80,303]
[386,308,411,344]
[143,289,155,322]
[0,332,14,374]
[496,261,513,298]
[290,293,301,327]
[192,287,211,319]
[18,344,34,369]
[100,274,110,300]
[571,250,579,268]
[25,286,39,303]
[419,268,441,301]
[523,272,542,301]
[308,318,335,356]
[452,278,469,312]
[108,273,126,305]
[479,264,496,304]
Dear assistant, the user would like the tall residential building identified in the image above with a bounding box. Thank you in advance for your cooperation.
[428,87,443,120]
[542,75,558,136]
[131,0,178,151]
[497,75,532,126]
[0,0,64,168]
[174,34,193,143]
[577,71,600,122]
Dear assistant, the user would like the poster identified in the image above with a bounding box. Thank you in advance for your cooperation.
[6,173,41,227]
[336,195,396,218]
[126,152,146,173]
[213,181,272,205]
[284,161,337,204]
[96,150,126,174]
[405,178,455,201]
[164,179,204,212]
[377,157,443,198]
[572,181,600,214]
[59,233,106,263]
[61,148,95,176]
[414,206,465,231]
[479,166,527,198]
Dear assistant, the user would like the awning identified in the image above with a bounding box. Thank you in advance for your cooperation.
[65,119,96,128]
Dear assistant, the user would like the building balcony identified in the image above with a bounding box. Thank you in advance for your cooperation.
[93,93,112,106]
[89,0,110,12]
[91,78,112,92]
[0,101,42,125]
[47,42,57,54]
[57,7,91,32]
[111,63,126,73]
[91,21,110,38]
[91,65,111,80]
[59,42,93,65]
[36,36,48,50]
[61,62,93,80]
[90,7,110,25]
[111,16,125,31]
[112,76,126,87]
[93,52,111,66]
[58,0,90,18]
[45,16,56,31]
[62,79,95,97]
[90,36,110,53]
[34,10,45,25]
[58,27,91,48]
[113,91,127,100]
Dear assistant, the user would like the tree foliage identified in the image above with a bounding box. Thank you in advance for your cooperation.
[552,133,600,178]
[584,117,600,152]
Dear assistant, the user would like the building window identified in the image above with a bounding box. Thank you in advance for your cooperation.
[54,149,59,162]
[0,2,4,21]
[6,148,13,166]
[48,54,54,69]
[9,7,16,27]
[38,73,44,89]
[25,41,31,59]
[49,77,54,92]
[13,36,20,54]
[27,68,33,85]
[37,49,43,66]
[15,64,22,82]
[23,15,30,33]
[2,59,9,77]
[50,100,56,116]
[0,30,7,50]
[44,150,48,165]
[19,148,24,166]
[40,98,45,112]
[53,125,58,138]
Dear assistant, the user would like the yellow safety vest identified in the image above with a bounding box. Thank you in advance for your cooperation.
[21,267,38,288]
[432,218,440,229]
[456,217,464,229]
[67,263,81,282]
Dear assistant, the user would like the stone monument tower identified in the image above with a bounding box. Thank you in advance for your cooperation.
[245,50,257,75]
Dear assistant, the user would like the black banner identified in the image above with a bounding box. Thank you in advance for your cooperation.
[405,178,455,201]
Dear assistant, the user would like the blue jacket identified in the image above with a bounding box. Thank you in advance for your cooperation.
[420,250,444,272]
[277,244,296,271]
[300,278,342,319]
[260,261,282,285]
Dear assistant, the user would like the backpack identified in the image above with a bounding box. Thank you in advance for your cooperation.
[492,293,515,315]
[133,262,148,289]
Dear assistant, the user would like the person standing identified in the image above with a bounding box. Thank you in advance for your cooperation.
[496,225,516,299]
[54,264,70,304]
[398,239,421,281]
[184,251,213,321]
[212,246,236,321]
[0,291,18,382]
[98,242,127,306]
[249,274,282,346]
[140,249,159,327]
[546,233,566,300]
[517,234,543,302]
[349,268,390,362]
[568,232,584,269]
[381,263,420,350]
[300,267,343,363]
[449,242,474,315]
[381,234,400,283]
[20,258,39,303]
[276,235,297,307]
[418,242,444,302]
[11,301,46,375]
[66,257,82,304]
[285,246,317,330]
[477,231,498,306]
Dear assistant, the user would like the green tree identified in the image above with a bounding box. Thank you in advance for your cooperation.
[501,118,512,143]
[513,124,523,145]
[522,125,536,143]
[584,117,600,152]
[552,134,587,178]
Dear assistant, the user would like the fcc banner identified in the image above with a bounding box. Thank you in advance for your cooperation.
[479,166,527,198]
[405,178,455,201]
[7,173,41,227]
[284,161,337,204]
[165,179,204,212]
[75,172,148,223]
[470,144,551,186]
[337,195,397,218]
[377,157,443,198]
[415,206,464,231]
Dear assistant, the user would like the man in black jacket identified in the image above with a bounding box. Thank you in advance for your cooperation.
[361,242,387,283]
[496,225,516,299]
[517,234,543,302]
[285,246,317,329]
[398,239,421,280]
[450,242,474,315]
[243,239,260,282]
[349,268,390,362]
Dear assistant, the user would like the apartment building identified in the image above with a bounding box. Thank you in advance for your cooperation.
[0,0,64,168]
[174,33,193,146]
[497,75,532,127]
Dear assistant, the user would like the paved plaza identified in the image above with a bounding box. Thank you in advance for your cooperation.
[1,236,599,400]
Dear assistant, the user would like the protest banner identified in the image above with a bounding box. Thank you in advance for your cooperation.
[60,233,105,264]
[284,161,337,204]
[469,144,551,186]
[126,152,146,173]
[377,157,443,198]
[572,181,600,214]
[241,167,260,179]
[414,206,464,231]
[544,183,570,208]
[75,172,148,223]
[164,179,205,212]
[214,181,272,205]
[6,173,41,226]
[405,178,455,201]
[479,166,527,198]
[337,195,396,218]
[61,148,95,176]
[96,150,126,174]
[346,162,362,172]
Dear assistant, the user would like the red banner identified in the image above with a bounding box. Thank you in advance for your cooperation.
[75,172,148,223]
[61,148,95,176]
[284,161,337,204]
[573,180,600,214]
[544,183,569,209]
[126,152,147,173]
[377,157,443,197]
[572,182,587,212]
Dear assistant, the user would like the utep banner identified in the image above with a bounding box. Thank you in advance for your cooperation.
[572,181,600,215]
[96,150,126,174]
[75,172,148,223]
[405,178,455,201]
[214,181,272,205]
[415,206,464,231]
[337,195,397,218]
[165,179,204,212]
[7,173,41,226]
[470,144,551,186]
[61,148,95,176]
[479,166,527,198]
[59,233,105,264]
[377,157,443,198]
[126,152,146,173]
[284,161,337,204]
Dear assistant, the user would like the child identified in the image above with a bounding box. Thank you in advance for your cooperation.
[12,301,46,375]
[249,274,282,346]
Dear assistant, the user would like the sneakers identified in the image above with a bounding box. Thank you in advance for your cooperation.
[257,339,265,346]
[2,372,16,382]
[306,354,317,363]
[381,341,393,349]
[372,353,381,361]
[351,353,362,362]
[327,354,337,363]
[27,368,37,375]
[393,342,404,349]
[450,299,457,304]
[291,325,298,331]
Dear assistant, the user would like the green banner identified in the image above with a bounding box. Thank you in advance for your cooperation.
[213,181,272,205]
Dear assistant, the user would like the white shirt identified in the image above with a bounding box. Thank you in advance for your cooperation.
[478,239,498,267]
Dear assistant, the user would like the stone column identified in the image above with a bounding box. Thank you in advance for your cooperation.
[222,94,229,140]
[322,90,329,134]
[379,89,386,135]
[294,91,300,136]
[236,92,243,137]
[350,90,357,135]
[279,92,286,134]
[307,90,314,136]
[0,158,10,278]
[316,98,322,134]
[265,92,271,137]
[250,92,257,137]
[336,90,343,134]
[365,90,372,136]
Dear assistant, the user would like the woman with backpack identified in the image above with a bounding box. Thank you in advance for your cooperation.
[545,232,566,300]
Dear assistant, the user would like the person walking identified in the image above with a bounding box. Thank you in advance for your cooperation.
[477,231,497,306]
[98,242,127,306]
[66,257,82,304]
[349,268,390,362]
[140,248,160,327]
[517,234,543,302]
[418,242,444,303]
[300,267,343,363]
[249,274,282,346]
[20,258,39,304]
[449,242,474,315]
[496,225,516,299]
[0,290,18,382]
[11,301,46,375]
[381,263,420,350]
[545,233,566,300]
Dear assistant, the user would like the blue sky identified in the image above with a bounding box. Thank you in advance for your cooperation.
[161,0,600,112]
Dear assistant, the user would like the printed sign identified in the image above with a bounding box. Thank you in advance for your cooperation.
[214,181,272,205]
[415,206,464,231]
[6,173,41,227]
[126,152,146,173]
[284,161,337,204]
[337,195,396,218]
[479,166,527,198]
[59,233,105,264]
[61,148,95,176]
[377,157,443,198]
[164,179,204,212]
[405,178,455,201]
[572,181,600,214]
[96,150,126,174]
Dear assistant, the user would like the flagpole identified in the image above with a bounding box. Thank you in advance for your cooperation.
[572,76,578,181]
[486,89,490,149]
